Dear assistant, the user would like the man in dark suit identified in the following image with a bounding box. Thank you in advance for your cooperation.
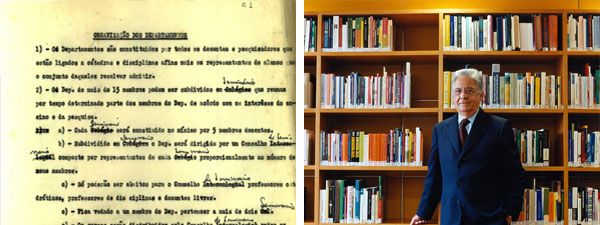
[410,69,526,225]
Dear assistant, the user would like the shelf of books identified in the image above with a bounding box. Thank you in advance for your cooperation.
[304,8,599,225]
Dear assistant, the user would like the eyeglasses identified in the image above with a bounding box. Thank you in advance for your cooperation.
[453,88,478,96]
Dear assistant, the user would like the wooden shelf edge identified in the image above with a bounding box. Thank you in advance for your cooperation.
[321,51,439,57]
[304,165,316,171]
[317,9,443,15]
[443,50,563,56]
[524,166,565,172]
[565,10,600,14]
[320,108,438,114]
[319,221,438,225]
[566,108,600,114]
[566,51,600,56]
[311,9,584,15]
[567,167,600,172]
[305,52,317,57]
[319,166,428,171]
[304,108,316,114]
[442,108,565,114]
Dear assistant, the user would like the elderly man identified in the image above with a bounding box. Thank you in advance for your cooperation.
[410,68,526,225]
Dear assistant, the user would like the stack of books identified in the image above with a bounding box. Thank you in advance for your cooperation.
[304,17,317,52]
[320,177,383,224]
[322,64,411,109]
[515,180,564,224]
[568,187,599,225]
[569,63,600,109]
[443,64,562,109]
[567,14,600,51]
[443,14,559,51]
[568,123,599,168]
[320,127,423,166]
[514,128,551,167]
[322,16,393,52]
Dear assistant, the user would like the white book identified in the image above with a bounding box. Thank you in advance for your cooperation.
[482,18,488,50]
[342,23,348,50]
[575,74,581,107]
[521,23,533,51]
[466,16,471,50]
[578,193,582,223]
[346,187,353,222]
[528,23,535,51]
[405,62,411,108]
[487,15,492,50]
[582,76,588,108]
[569,15,576,50]
[541,72,547,108]
[320,189,327,222]
[461,16,466,51]
[367,76,371,108]
[443,17,448,50]
[360,189,366,223]
[416,127,422,165]
[382,71,388,107]
[305,130,309,165]
[519,22,528,51]
[332,16,339,51]
[304,18,310,52]
[502,17,507,50]
[550,75,556,107]
[595,132,600,167]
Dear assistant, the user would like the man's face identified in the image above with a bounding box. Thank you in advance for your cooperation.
[452,75,483,118]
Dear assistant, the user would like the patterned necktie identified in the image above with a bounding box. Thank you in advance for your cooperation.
[459,119,470,149]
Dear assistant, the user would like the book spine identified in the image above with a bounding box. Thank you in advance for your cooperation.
[492,64,500,105]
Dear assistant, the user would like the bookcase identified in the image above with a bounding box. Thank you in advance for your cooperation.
[304,8,600,225]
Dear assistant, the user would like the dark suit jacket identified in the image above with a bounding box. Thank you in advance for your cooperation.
[416,109,526,225]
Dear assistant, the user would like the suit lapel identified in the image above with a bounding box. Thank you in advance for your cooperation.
[460,108,491,158]
[444,114,460,155]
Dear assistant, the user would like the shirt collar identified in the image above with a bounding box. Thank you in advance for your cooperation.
[458,108,479,126]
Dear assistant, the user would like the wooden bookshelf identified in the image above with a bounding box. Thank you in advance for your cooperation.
[319,166,428,172]
[304,7,600,225]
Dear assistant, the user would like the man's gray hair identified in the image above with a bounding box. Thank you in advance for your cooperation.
[451,68,483,94]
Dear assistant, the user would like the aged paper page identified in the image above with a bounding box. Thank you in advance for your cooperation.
[0,1,296,225]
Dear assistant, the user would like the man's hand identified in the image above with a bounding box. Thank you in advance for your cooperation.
[505,215,512,225]
[410,215,427,225]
